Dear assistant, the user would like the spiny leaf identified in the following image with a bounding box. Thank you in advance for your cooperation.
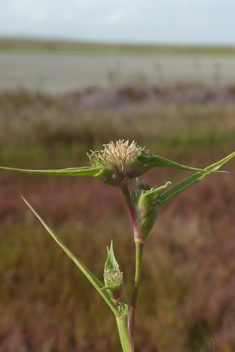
[0,166,101,177]
[158,151,235,206]
[137,154,215,173]
[22,197,118,316]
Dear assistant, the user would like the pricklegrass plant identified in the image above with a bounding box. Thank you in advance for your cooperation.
[1,139,235,352]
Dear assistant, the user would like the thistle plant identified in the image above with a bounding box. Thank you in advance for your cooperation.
[1,140,235,352]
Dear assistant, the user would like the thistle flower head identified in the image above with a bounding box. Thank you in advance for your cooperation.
[88,139,150,187]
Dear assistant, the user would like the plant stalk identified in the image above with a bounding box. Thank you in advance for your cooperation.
[129,241,144,343]
[120,184,139,237]
[120,184,145,350]
[116,314,134,352]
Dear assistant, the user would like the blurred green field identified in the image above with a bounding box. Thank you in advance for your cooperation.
[1,38,235,56]
[0,84,235,352]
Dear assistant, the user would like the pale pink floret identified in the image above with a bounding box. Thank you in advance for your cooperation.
[89,139,149,176]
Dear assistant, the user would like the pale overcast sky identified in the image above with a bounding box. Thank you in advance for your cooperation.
[0,0,235,45]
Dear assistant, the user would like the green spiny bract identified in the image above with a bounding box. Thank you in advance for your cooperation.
[103,241,123,304]
[132,179,171,239]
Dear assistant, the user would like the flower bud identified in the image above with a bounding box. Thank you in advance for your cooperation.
[103,241,123,304]
[133,179,171,239]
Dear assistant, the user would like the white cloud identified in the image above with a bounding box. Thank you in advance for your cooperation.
[0,0,235,44]
[29,10,47,23]
[105,9,129,26]
[64,13,75,23]
[4,0,47,22]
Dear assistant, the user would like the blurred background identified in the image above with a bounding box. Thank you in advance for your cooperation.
[0,1,235,351]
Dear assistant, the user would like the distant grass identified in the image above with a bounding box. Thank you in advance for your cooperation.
[0,86,235,166]
[1,37,235,56]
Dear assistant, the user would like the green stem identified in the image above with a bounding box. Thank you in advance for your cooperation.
[129,241,144,344]
[120,184,145,350]
[120,184,145,243]
[120,184,139,237]
[116,315,134,352]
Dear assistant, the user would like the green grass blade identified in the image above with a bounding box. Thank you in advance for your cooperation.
[0,166,101,177]
[137,155,211,173]
[158,172,210,206]
[202,151,235,172]
[22,197,118,316]
[158,151,235,206]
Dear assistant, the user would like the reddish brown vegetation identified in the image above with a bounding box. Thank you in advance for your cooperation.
[0,153,235,351]
[0,86,235,351]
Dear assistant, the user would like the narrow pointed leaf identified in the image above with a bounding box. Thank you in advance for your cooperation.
[0,166,101,177]
[124,292,129,306]
[22,197,118,316]
[158,151,235,206]
[137,154,217,174]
